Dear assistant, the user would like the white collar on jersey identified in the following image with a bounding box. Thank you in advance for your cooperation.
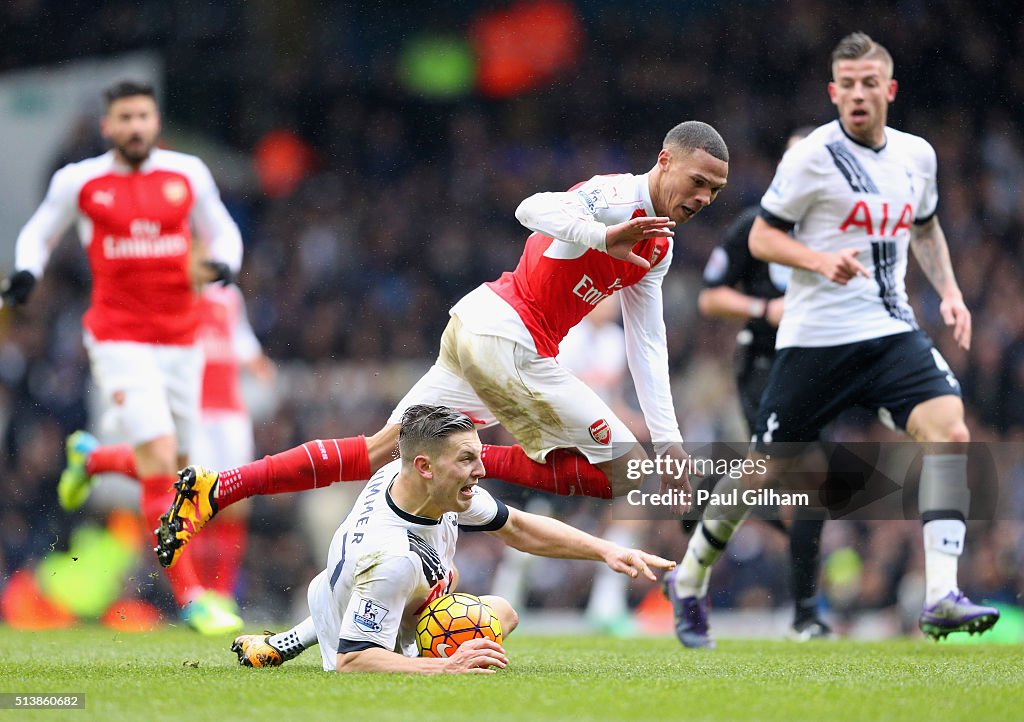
[836,119,888,153]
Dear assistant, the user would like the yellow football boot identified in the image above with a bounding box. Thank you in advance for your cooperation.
[154,465,219,568]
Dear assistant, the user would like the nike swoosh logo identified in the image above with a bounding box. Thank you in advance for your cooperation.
[436,643,453,658]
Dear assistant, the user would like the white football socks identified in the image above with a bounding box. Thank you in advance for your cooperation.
[922,518,965,605]
[674,518,743,598]
[269,616,318,660]
[675,476,752,598]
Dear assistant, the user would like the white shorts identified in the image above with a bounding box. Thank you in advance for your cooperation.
[85,335,202,452]
[192,411,255,470]
[388,316,634,464]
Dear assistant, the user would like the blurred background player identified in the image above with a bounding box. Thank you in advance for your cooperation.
[666,32,999,648]
[695,127,832,641]
[59,280,274,610]
[188,282,274,600]
[4,79,244,634]
[231,404,674,672]
[155,121,730,568]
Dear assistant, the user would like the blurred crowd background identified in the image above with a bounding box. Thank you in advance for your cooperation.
[1,0,1022,635]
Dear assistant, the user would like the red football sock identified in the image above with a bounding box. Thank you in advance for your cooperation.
[192,518,247,596]
[216,436,371,508]
[86,444,137,478]
[140,474,204,606]
[481,444,613,499]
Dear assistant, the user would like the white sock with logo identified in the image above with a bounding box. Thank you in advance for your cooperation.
[269,616,318,660]
[922,519,965,606]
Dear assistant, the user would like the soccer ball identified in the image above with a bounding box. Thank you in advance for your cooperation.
[416,592,502,658]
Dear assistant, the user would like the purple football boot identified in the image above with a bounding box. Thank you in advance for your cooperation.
[663,568,716,649]
[919,591,1000,640]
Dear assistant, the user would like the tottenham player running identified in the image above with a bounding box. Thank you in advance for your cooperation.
[666,33,998,647]
[156,121,729,569]
[231,405,674,673]
[693,128,833,642]
[5,80,244,634]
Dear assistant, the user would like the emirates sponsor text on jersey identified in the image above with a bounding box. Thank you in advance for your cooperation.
[102,219,188,260]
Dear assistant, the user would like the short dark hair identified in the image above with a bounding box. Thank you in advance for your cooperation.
[103,80,157,109]
[398,405,476,460]
[830,32,893,78]
[663,121,728,163]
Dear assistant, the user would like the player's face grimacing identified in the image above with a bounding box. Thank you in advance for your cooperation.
[652,147,728,226]
[829,59,897,147]
[103,95,161,166]
[426,431,486,514]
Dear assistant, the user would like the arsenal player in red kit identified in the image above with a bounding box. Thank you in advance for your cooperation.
[156,121,728,571]
[58,283,271,609]
[4,80,244,634]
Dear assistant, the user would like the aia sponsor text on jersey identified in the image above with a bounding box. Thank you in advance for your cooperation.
[839,201,913,237]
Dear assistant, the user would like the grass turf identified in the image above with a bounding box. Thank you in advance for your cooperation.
[1,626,1021,722]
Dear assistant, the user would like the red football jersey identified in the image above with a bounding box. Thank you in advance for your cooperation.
[487,222,669,357]
[449,171,682,444]
[15,149,242,345]
[196,285,245,413]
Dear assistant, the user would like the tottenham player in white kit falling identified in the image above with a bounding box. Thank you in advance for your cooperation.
[666,33,998,647]
[231,405,674,672]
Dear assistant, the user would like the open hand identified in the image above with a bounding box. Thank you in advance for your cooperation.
[604,217,675,269]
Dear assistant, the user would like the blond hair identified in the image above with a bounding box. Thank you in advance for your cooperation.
[831,32,894,79]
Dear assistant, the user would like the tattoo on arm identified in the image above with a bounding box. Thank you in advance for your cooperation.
[911,218,957,296]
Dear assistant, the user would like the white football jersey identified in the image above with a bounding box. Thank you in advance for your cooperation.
[760,120,939,348]
[306,459,508,671]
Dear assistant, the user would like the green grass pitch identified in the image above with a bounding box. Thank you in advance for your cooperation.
[1,626,1021,721]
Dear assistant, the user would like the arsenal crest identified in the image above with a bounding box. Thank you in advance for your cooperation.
[163,179,188,205]
[589,418,611,445]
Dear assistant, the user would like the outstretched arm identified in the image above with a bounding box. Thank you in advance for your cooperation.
[490,506,675,580]
[619,248,694,504]
[619,246,680,449]
[910,216,970,350]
